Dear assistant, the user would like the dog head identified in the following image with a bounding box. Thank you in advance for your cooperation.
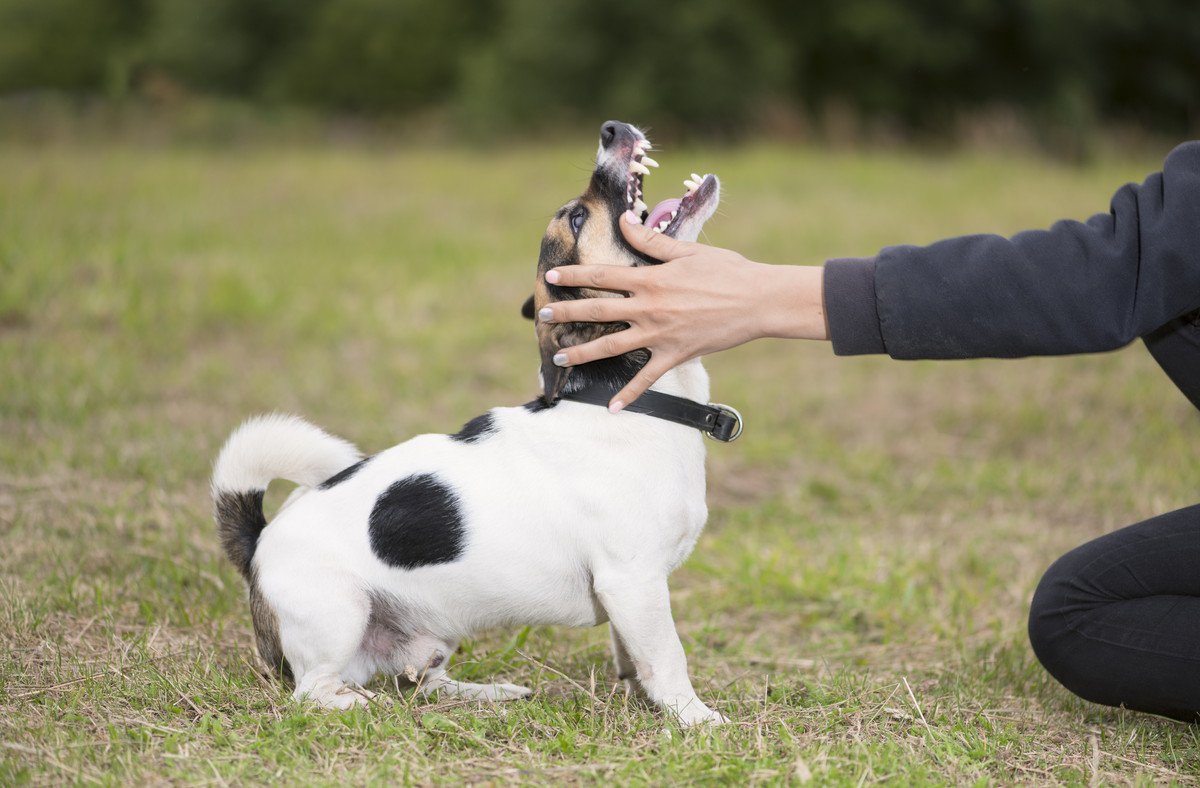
[529,120,721,401]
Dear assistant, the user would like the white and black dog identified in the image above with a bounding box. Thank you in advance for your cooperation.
[212,121,734,726]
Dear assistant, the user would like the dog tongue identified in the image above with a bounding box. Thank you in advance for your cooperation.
[644,198,682,229]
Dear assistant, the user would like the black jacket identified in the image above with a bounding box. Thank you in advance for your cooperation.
[824,142,1200,411]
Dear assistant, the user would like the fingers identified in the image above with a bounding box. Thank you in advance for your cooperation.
[545,263,644,291]
[619,210,694,263]
[536,296,635,325]
[608,355,677,412]
[552,328,647,367]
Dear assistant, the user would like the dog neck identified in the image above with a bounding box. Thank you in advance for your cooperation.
[645,358,710,403]
[549,354,709,405]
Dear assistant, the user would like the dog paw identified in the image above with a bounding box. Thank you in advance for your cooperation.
[671,702,728,728]
[454,681,533,702]
[488,683,534,701]
[327,684,376,710]
[428,679,532,701]
[299,679,378,711]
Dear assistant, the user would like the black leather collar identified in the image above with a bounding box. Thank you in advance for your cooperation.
[559,384,744,442]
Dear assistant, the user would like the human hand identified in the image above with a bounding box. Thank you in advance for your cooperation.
[541,212,828,410]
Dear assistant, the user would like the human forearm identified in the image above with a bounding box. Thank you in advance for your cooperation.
[753,262,828,342]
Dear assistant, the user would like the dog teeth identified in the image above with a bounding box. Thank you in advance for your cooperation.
[657,218,670,230]
[630,160,649,176]
[633,198,648,215]
[641,155,659,168]
[670,210,678,219]
[684,179,699,192]
[691,172,703,183]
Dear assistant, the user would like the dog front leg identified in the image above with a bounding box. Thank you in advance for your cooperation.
[595,574,727,727]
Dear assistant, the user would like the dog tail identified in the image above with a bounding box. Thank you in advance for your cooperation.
[211,413,362,579]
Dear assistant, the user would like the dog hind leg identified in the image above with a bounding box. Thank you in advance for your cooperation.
[268,570,378,710]
[419,675,532,701]
[410,641,532,701]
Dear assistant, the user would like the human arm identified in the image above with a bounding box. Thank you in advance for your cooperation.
[825,142,1200,360]
[546,142,1200,409]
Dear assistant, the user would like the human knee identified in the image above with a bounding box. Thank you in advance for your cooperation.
[1027,548,1092,688]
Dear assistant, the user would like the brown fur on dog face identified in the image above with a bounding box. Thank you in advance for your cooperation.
[534,184,642,402]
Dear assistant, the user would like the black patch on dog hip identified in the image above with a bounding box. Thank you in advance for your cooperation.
[369,474,465,569]
[450,412,496,444]
[318,457,370,489]
[249,567,292,683]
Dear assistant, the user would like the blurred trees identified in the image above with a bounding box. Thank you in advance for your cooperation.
[0,0,1196,137]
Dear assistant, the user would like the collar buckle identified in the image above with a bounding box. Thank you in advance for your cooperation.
[704,402,744,442]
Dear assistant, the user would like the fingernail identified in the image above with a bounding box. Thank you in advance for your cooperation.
[609,399,625,414]
[537,307,553,321]
[623,210,641,225]
[545,269,560,284]
[552,352,568,366]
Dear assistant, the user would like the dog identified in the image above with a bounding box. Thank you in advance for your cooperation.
[211,121,730,726]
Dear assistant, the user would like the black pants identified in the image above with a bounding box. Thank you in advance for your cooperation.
[1029,503,1200,722]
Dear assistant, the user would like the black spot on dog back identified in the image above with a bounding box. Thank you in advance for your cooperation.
[523,397,553,413]
[450,412,496,444]
[369,474,465,570]
[318,457,370,489]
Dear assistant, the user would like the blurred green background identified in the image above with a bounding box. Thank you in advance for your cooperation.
[0,0,1197,144]
[4,2,1200,783]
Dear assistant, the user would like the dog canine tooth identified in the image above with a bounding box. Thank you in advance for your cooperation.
[633,198,648,215]
[691,172,702,183]
[641,155,659,168]
[630,160,649,176]
[684,179,699,192]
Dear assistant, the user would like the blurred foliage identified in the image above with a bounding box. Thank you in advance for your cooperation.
[0,0,1196,137]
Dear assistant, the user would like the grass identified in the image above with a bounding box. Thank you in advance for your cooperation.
[2,132,1199,784]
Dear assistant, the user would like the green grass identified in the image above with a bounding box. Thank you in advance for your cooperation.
[2,134,1199,784]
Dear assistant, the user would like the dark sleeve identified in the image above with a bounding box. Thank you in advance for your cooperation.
[823,141,1200,360]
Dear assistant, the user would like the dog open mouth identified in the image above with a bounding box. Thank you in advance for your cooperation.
[622,138,718,239]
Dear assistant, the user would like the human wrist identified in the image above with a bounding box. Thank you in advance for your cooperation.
[753,263,828,341]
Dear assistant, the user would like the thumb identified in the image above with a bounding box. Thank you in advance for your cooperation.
[620,210,693,263]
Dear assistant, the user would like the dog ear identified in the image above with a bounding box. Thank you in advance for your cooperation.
[538,336,571,402]
[534,278,572,401]
[520,295,535,320]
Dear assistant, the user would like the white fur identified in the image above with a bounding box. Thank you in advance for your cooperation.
[218,361,723,725]
[212,413,361,494]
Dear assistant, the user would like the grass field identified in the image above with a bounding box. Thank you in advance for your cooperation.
[2,132,1198,785]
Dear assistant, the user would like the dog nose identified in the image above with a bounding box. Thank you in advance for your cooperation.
[600,121,620,149]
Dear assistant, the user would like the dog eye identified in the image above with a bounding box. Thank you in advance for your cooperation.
[569,208,586,236]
